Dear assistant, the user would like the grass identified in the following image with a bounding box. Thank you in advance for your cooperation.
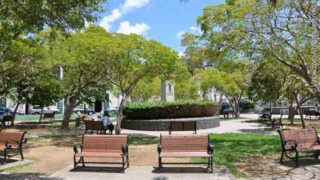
[193,133,281,177]
[2,162,34,173]
[15,114,77,122]
[24,132,282,177]
[28,134,160,145]
[128,135,159,145]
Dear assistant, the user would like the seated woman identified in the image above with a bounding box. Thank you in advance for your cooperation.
[102,111,114,134]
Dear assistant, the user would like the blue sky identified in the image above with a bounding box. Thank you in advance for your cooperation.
[96,0,224,54]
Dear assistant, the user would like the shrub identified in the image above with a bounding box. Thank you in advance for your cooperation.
[123,100,219,119]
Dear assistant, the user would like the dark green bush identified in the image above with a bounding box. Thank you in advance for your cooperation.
[123,100,219,119]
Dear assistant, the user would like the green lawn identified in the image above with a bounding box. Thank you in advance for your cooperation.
[15,114,77,122]
[194,133,281,177]
[26,132,281,177]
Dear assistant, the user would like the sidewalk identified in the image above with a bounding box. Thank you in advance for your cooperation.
[50,165,234,180]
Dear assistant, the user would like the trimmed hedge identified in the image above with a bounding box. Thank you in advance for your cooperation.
[123,100,219,119]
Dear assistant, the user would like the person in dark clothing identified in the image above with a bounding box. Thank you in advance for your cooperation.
[102,111,114,134]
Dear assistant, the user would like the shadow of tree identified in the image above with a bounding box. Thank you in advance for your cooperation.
[0,173,62,180]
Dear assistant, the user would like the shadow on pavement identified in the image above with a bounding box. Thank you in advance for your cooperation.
[70,166,125,173]
[0,173,62,180]
[0,158,19,165]
[152,166,211,174]
[281,159,320,168]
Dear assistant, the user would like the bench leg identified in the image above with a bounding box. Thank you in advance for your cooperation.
[280,150,285,163]
[81,157,85,167]
[295,151,299,167]
[73,155,77,169]
[158,156,162,169]
[121,156,125,172]
[20,148,24,160]
[207,156,213,173]
[3,149,7,164]
[127,153,129,167]
[315,151,319,159]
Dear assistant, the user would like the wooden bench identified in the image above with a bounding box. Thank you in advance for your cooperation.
[305,110,320,120]
[41,112,55,122]
[157,134,214,172]
[169,121,197,134]
[278,127,320,167]
[271,113,283,129]
[84,120,106,134]
[73,135,129,171]
[1,115,14,128]
[0,129,27,163]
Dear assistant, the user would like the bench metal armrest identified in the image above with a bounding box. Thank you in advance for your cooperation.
[284,140,298,150]
[5,141,12,149]
[73,144,83,154]
[157,144,162,154]
[122,144,128,154]
[208,143,214,154]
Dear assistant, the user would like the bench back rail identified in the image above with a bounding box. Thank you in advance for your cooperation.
[278,127,320,167]
[161,134,208,152]
[82,135,127,153]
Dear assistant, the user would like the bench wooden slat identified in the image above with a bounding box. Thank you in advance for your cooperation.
[158,134,213,172]
[278,127,320,167]
[74,135,129,170]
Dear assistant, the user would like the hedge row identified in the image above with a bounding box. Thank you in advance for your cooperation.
[123,100,219,119]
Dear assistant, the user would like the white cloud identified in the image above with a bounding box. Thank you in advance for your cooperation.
[122,0,150,12]
[99,8,122,31]
[117,21,150,35]
[177,31,186,40]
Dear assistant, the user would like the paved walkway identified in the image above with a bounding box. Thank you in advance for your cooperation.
[50,165,234,180]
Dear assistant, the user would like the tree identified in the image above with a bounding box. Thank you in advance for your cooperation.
[103,33,181,134]
[197,0,320,104]
[181,32,206,75]
[130,77,161,102]
[28,73,62,121]
[0,36,48,122]
[197,60,251,118]
[50,27,111,129]
[0,0,107,76]
[249,58,315,128]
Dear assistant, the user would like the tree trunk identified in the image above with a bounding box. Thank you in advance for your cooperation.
[233,98,240,118]
[288,101,294,125]
[61,97,77,130]
[39,107,44,122]
[12,103,20,124]
[294,96,306,128]
[115,94,127,134]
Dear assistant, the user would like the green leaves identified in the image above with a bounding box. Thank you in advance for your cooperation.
[125,99,216,110]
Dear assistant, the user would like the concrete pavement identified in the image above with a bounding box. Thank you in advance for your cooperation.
[50,165,234,180]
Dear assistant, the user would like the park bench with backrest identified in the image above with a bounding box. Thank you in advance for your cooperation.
[271,113,283,129]
[84,120,107,134]
[73,135,129,172]
[1,115,14,128]
[305,110,319,120]
[169,121,197,134]
[278,127,320,167]
[0,129,27,163]
[41,112,55,122]
[157,134,214,172]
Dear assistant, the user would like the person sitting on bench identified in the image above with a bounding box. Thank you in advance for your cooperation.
[102,111,114,134]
